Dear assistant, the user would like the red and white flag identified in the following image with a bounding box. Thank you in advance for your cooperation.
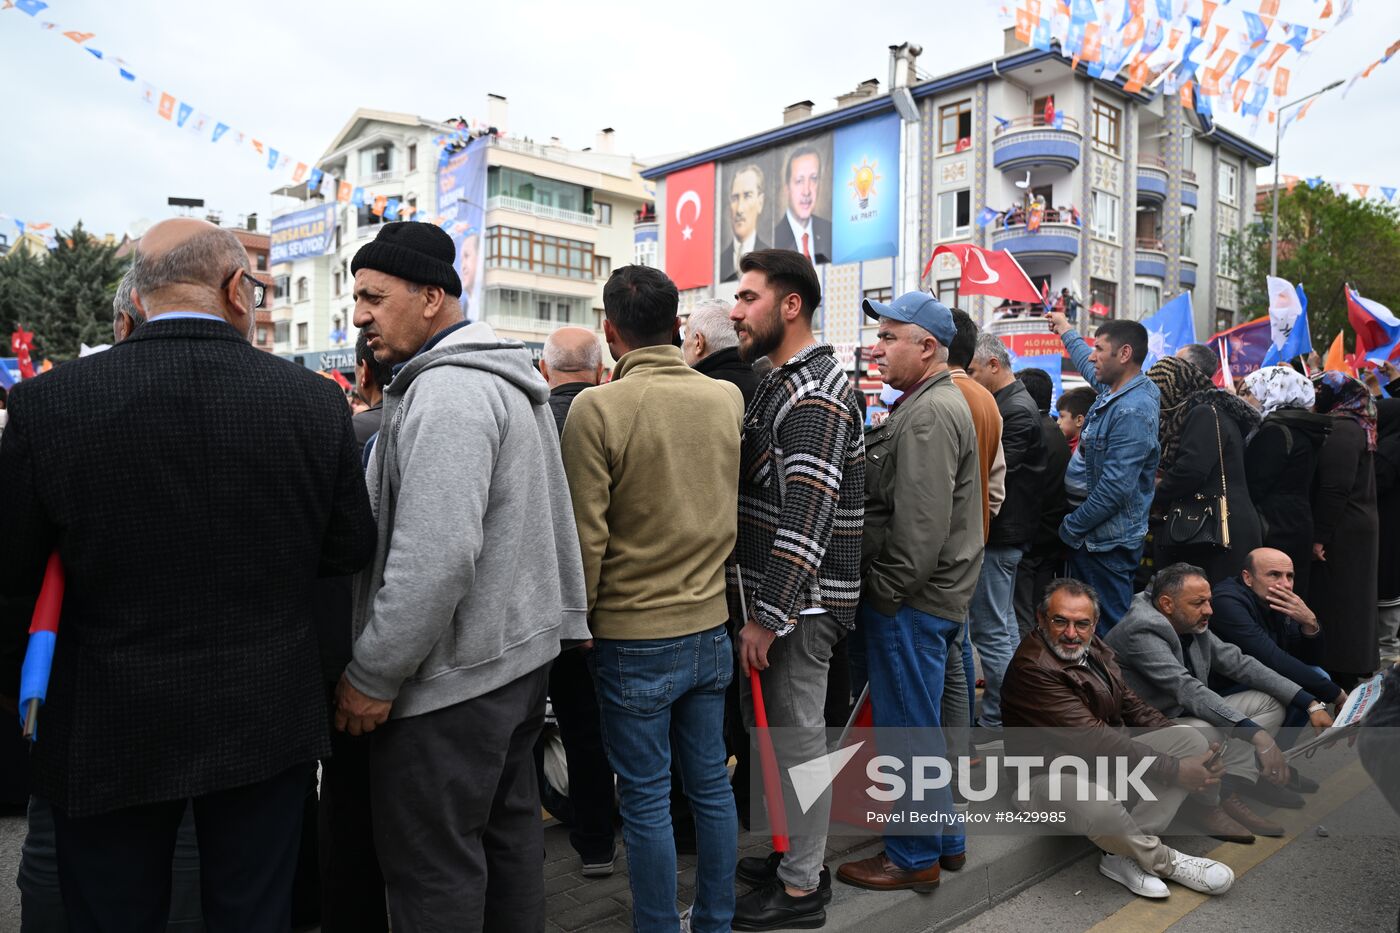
[664,162,715,291]
[923,243,1042,305]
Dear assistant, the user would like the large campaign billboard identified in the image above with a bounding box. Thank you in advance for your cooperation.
[437,137,489,321]
[269,205,337,265]
[831,112,900,265]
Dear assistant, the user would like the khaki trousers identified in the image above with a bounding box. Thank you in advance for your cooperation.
[1172,688,1287,788]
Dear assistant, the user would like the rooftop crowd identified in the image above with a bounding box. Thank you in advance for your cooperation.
[1,219,1397,932]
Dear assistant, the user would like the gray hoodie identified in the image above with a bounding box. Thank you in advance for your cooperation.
[346,321,589,718]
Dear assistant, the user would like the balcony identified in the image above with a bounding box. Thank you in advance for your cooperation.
[486,194,598,227]
[1180,255,1198,287]
[1182,171,1199,208]
[992,116,1083,173]
[991,219,1080,262]
[1136,157,1168,205]
[1135,237,1168,279]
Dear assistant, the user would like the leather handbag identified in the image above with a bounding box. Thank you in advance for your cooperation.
[1165,406,1232,549]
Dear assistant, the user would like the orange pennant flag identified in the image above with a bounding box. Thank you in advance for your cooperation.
[1209,23,1230,58]
[1263,43,1289,72]
[1015,8,1035,44]
[1082,24,1102,62]
[1231,79,1250,112]
[1260,0,1279,15]
[1298,98,1319,120]
[1274,67,1290,96]
[1201,71,1221,96]
[292,162,308,184]
[1025,0,1041,15]
[1179,80,1195,108]
[1123,57,1150,94]
[1355,184,1371,199]
[1259,14,1274,33]
[63,30,94,44]
[1324,331,1349,374]
[337,181,352,203]
[1123,15,1144,47]
[251,139,264,155]
[1363,59,1382,79]
[1071,53,1083,71]
[1200,0,1217,33]
[372,195,388,218]
[1267,110,1276,123]
[1321,0,1333,18]
[157,93,175,120]
[1167,27,1183,51]
[1283,174,1298,192]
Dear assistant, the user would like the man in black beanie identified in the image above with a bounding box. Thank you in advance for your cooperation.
[337,222,591,932]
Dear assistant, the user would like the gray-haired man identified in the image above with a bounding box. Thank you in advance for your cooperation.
[113,268,145,342]
[684,298,759,406]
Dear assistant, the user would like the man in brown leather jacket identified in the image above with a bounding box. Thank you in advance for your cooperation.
[1001,579,1237,900]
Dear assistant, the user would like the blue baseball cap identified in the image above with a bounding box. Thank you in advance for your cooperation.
[862,291,956,346]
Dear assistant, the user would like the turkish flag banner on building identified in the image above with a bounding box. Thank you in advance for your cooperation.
[923,244,1042,305]
[664,162,715,291]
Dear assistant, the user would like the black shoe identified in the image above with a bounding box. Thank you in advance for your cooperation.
[736,852,833,904]
[1237,778,1306,809]
[1286,770,1320,794]
[732,880,827,931]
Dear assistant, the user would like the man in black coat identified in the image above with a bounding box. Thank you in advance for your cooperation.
[0,218,376,931]
[540,325,605,434]
[352,328,393,452]
[1013,367,1072,637]
[683,298,760,407]
[1209,549,1347,736]
[966,332,1047,737]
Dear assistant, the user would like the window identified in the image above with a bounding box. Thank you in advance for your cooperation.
[1217,235,1238,278]
[485,225,595,279]
[257,326,270,345]
[1180,210,1195,258]
[1181,133,1195,176]
[1091,190,1120,242]
[296,277,309,303]
[407,197,417,216]
[938,100,973,154]
[274,321,290,343]
[935,279,959,309]
[274,274,290,300]
[1091,99,1121,154]
[1090,279,1117,317]
[335,224,343,251]
[1134,284,1161,319]
[483,288,590,326]
[255,251,268,272]
[1218,162,1238,205]
[296,322,309,347]
[1030,184,1054,206]
[634,235,658,268]
[595,202,613,225]
[487,167,590,215]
[938,189,972,239]
[407,143,417,172]
[358,145,392,177]
[1032,96,1056,126]
[357,202,396,229]
[333,271,342,296]
[593,255,611,278]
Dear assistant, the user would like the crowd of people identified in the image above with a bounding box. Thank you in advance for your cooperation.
[1,217,1397,933]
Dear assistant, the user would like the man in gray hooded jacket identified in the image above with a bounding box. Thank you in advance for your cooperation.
[337,222,590,933]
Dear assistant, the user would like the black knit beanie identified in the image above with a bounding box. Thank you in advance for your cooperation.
[350,222,462,297]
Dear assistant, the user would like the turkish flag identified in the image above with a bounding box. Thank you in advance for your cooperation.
[664,162,715,291]
[923,244,1042,305]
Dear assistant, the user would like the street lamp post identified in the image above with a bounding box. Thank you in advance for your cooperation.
[1271,80,1344,277]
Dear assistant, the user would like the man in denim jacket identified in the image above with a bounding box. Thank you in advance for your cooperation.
[1047,312,1159,633]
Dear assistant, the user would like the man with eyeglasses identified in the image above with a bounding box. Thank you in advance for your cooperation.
[1002,578,1238,901]
[0,217,376,929]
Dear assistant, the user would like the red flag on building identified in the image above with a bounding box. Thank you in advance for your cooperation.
[664,162,716,291]
[922,244,1042,305]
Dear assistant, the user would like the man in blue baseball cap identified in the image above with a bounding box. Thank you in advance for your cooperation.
[838,291,986,893]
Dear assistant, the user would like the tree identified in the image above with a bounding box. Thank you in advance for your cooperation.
[1233,184,1400,347]
[0,223,128,361]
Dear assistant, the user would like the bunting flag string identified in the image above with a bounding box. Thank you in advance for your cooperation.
[0,0,496,226]
[1274,174,1400,205]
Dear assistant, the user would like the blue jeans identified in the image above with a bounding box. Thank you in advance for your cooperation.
[861,604,966,869]
[1070,546,1141,636]
[591,625,737,933]
[967,545,1023,731]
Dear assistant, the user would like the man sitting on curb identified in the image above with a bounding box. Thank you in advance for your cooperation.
[1209,548,1344,750]
[1106,564,1334,833]
[1002,578,1236,899]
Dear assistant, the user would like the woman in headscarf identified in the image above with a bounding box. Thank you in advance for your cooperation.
[1240,365,1332,599]
[1310,371,1380,686]
[1148,356,1263,582]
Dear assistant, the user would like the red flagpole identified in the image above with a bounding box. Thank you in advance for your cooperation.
[737,568,789,853]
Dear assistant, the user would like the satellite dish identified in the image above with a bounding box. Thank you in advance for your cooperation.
[129,217,153,238]
[1014,171,1032,190]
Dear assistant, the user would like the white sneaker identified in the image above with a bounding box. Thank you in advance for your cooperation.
[1098,853,1169,898]
[1163,850,1235,895]
[679,906,692,933]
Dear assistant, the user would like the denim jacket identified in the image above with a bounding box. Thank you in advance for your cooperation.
[1057,330,1160,552]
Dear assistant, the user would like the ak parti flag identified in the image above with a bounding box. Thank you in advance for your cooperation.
[663,162,716,291]
[923,243,1042,305]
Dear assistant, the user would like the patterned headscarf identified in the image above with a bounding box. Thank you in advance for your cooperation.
[1312,370,1378,451]
[1242,365,1315,417]
[1148,356,1261,470]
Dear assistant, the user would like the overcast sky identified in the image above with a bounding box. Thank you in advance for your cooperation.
[2,0,1398,237]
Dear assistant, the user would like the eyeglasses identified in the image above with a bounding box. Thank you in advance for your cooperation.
[221,269,268,310]
[1047,615,1096,633]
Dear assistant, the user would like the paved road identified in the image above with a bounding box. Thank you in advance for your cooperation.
[953,757,1400,933]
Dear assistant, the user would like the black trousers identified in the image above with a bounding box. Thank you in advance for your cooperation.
[52,762,313,933]
[319,719,387,933]
[1013,550,1067,639]
[547,646,616,862]
[370,665,550,933]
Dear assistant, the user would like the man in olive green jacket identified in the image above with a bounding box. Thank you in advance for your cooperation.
[839,292,984,894]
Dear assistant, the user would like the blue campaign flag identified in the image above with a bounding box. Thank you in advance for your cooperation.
[1263,284,1313,366]
[1141,291,1196,368]
[16,0,48,15]
[975,206,999,227]
[212,122,229,144]
[1242,12,1269,45]
[119,68,135,81]
[993,115,1012,130]
[1286,24,1309,53]
[351,187,365,207]
[85,47,102,60]
[1382,187,1398,202]
[831,112,901,264]
[1031,18,1052,51]
[308,166,324,192]
[1306,176,1325,189]
[0,357,22,389]
[176,102,193,128]
[1011,354,1065,412]
[267,148,280,170]
[384,198,401,221]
